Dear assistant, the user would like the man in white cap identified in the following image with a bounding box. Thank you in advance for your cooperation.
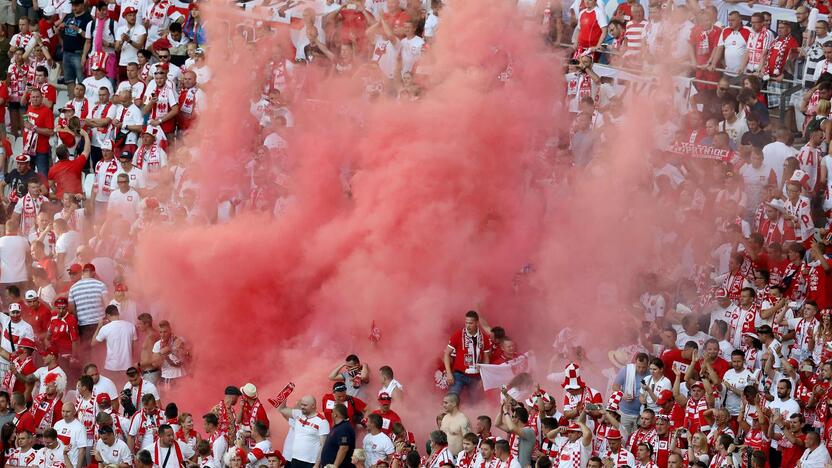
[240,383,270,436]
[132,126,167,189]
[93,139,119,215]
[0,303,35,364]
[277,395,329,468]
[23,290,51,340]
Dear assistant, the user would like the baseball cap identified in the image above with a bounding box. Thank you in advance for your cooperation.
[333,382,347,393]
[122,6,137,14]
[82,263,96,273]
[96,393,111,405]
[54,297,68,307]
[119,151,132,160]
[378,392,392,402]
[8,303,21,313]
[101,140,113,151]
[24,290,37,300]
[67,264,82,274]
[656,390,673,405]
[39,346,58,357]
[14,155,30,163]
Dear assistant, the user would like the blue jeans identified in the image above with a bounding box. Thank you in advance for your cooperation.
[448,371,478,396]
[62,51,82,84]
[33,151,50,176]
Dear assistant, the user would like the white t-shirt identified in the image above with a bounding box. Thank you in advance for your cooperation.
[289,409,330,463]
[719,117,749,147]
[116,24,147,65]
[362,432,394,467]
[722,368,755,415]
[0,235,29,283]
[95,319,137,371]
[800,445,832,468]
[111,165,147,190]
[82,77,114,104]
[94,438,133,465]
[122,379,160,410]
[35,440,66,468]
[152,339,187,379]
[93,374,119,400]
[762,141,798,186]
[399,35,424,75]
[55,231,81,267]
[769,397,801,449]
[718,27,750,75]
[53,419,90,467]
[143,441,196,468]
[0,316,34,358]
[107,189,142,222]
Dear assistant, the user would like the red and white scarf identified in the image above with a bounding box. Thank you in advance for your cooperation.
[134,144,160,170]
[95,159,119,195]
[214,401,236,443]
[458,451,477,468]
[685,397,709,432]
[74,394,97,439]
[132,408,162,452]
[20,194,45,234]
[1,353,31,392]
[92,102,113,140]
[179,87,198,115]
[558,440,583,468]
[495,455,515,468]
[30,394,60,434]
[768,36,793,76]
[425,446,453,468]
[153,440,184,468]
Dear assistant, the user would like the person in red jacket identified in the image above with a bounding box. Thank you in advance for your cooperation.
[321,381,366,426]
[22,291,51,339]
[371,392,400,436]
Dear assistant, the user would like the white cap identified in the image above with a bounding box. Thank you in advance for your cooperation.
[24,290,37,300]
[101,140,113,151]
[241,383,257,398]
[8,303,21,312]
[43,6,56,15]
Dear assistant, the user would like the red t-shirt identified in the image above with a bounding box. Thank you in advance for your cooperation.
[693,358,730,378]
[577,7,607,48]
[23,105,54,154]
[780,433,806,468]
[37,258,57,282]
[660,348,692,381]
[10,357,36,395]
[658,403,685,430]
[0,82,9,124]
[47,153,88,198]
[38,84,56,109]
[806,264,831,310]
[371,409,402,435]
[321,393,366,426]
[47,313,79,355]
[23,303,52,335]
[447,329,493,374]
[13,410,35,434]
[689,25,721,64]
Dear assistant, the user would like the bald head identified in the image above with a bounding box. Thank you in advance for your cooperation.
[300,395,316,416]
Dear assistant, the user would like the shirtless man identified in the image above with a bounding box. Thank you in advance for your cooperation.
[439,394,470,455]
[135,313,160,383]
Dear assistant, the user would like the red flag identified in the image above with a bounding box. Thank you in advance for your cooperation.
[267,382,295,408]
[369,321,381,344]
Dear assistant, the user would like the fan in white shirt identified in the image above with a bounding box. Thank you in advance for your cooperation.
[37,429,71,468]
[143,425,196,468]
[799,431,831,468]
[92,425,133,467]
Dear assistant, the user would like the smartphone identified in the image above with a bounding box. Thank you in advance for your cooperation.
[585,403,601,411]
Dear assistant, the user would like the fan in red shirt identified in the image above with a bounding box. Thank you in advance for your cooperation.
[656,390,684,429]
[692,339,730,380]
[321,381,366,426]
[805,242,832,310]
[47,128,91,199]
[689,9,721,90]
[443,310,492,397]
[575,0,608,57]
[763,22,799,80]
[21,291,51,339]
[21,87,54,161]
[371,393,401,436]
[45,297,79,357]
[660,341,697,381]
[1,337,37,398]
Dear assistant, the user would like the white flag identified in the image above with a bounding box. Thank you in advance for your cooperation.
[478,352,536,391]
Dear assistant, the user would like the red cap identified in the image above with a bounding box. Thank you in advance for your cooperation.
[39,346,58,357]
[266,451,286,463]
[82,263,96,273]
[606,428,622,439]
[96,393,111,404]
[115,283,128,292]
[788,358,799,369]
[690,381,705,390]
[16,337,36,349]
[68,264,82,274]
[54,296,68,307]
[566,422,581,432]
[656,390,674,405]
[14,155,30,164]
[122,6,137,14]
[378,392,392,402]
[157,62,169,71]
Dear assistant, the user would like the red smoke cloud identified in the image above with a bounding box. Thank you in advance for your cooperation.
[132,0,691,441]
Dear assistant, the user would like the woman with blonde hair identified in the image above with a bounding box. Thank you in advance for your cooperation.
[351,449,367,468]
[805,98,831,151]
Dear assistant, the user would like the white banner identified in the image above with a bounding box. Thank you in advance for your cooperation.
[479,352,537,391]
